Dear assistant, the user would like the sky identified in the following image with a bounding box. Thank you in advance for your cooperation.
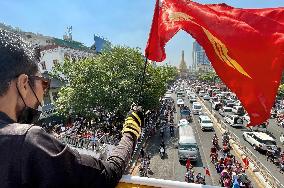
[1,0,284,67]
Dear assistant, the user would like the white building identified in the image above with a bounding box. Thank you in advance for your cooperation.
[39,39,96,108]
[39,44,95,73]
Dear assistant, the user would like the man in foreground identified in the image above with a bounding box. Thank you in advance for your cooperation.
[0,29,142,188]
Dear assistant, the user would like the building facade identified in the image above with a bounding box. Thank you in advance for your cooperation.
[192,41,213,72]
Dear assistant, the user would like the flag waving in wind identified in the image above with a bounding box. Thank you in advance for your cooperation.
[145,0,284,126]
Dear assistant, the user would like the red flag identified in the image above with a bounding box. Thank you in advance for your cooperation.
[242,156,250,169]
[204,167,211,176]
[145,0,284,126]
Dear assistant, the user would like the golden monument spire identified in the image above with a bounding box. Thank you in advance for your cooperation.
[179,50,188,78]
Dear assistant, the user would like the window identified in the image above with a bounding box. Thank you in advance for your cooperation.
[52,92,58,101]
[41,61,46,70]
[53,59,59,66]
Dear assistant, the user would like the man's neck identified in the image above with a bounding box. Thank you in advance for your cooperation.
[0,96,17,122]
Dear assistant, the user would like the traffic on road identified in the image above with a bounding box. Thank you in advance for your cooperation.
[133,78,284,187]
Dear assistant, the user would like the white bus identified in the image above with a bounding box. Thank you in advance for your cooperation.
[178,124,199,161]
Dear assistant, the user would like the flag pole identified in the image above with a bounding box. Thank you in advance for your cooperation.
[138,56,148,105]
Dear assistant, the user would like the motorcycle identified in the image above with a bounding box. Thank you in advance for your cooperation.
[222,144,231,155]
[279,161,284,173]
[195,175,206,185]
[139,159,150,177]
[238,173,253,188]
[212,139,220,150]
[160,147,165,159]
[278,121,284,128]
[211,153,218,164]
[185,170,195,183]
[139,165,147,177]
[160,129,164,138]
[170,126,174,137]
[269,155,280,166]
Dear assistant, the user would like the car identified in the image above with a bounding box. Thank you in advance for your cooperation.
[192,102,202,115]
[189,94,197,103]
[243,131,277,151]
[248,120,269,132]
[218,107,232,117]
[199,90,206,97]
[234,100,242,106]
[243,113,250,123]
[177,98,185,107]
[180,106,192,122]
[232,105,245,116]
[178,119,190,127]
[210,97,218,104]
[224,114,243,127]
[177,91,185,99]
[203,94,210,100]
[212,101,222,111]
[223,99,235,108]
[198,115,214,131]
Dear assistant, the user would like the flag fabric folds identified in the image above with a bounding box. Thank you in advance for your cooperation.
[145,0,284,126]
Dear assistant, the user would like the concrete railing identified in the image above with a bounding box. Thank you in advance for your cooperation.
[60,134,108,152]
[117,175,220,188]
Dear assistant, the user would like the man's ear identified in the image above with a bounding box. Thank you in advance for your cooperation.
[16,74,29,98]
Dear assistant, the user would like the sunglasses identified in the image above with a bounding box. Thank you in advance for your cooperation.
[29,75,51,93]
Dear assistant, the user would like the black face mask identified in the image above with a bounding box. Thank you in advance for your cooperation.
[16,83,42,124]
[18,106,42,124]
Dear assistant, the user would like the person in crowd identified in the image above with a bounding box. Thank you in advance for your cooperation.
[140,147,145,159]
[186,158,192,171]
[280,132,284,145]
[0,29,143,188]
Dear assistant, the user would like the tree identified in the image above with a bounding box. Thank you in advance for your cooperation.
[51,46,178,118]
[197,71,217,83]
[278,84,284,99]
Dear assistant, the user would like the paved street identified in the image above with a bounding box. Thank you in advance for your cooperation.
[134,89,262,187]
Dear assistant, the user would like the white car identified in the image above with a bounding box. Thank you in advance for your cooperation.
[224,114,243,127]
[218,107,232,117]
[243,113,250,123]
[198,115,214,131]
[203,94,210,100]
[192,102,202,115]
[177,99,185,107]
[189,94,197,103]
[232,105,245,116]
[243,131,277,151]
[199,90,206,97]
[178,119,190,127]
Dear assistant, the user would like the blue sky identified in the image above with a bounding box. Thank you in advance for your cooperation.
[1,0,284,67]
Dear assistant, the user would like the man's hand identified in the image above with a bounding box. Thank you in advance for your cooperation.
[122,105,144,140]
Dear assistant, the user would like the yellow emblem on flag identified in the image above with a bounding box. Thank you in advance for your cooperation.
[168,11,251,79]
[203,28,252,79]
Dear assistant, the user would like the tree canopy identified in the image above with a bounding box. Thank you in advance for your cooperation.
[197,71,217,83]
[51,46,178,117]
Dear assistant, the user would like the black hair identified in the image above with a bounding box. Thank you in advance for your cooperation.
[0,29,39,96]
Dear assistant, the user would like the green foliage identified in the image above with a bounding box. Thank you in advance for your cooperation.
[197,71,217,83]
[51,46,178,117]
[278,84,284,99]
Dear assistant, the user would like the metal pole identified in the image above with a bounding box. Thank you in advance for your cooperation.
[138,57,148,105]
